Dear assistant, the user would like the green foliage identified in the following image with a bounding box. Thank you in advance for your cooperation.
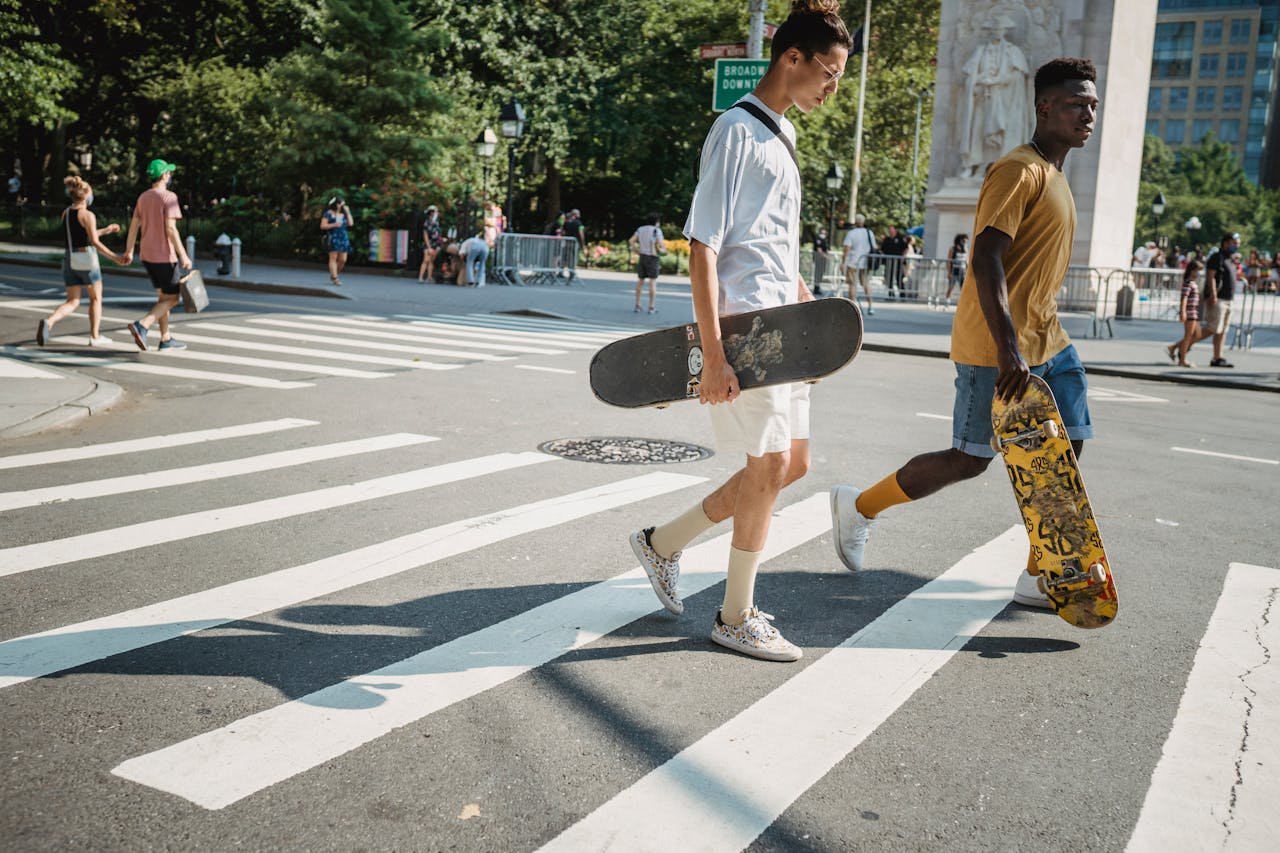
[262,0,449,197]
[0,0,78,131]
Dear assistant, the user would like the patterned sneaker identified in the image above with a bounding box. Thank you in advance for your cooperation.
[1013,570,1053,609]
[630,528,683,614]
[158,338,187,351]
[710,607,802,662]
[830,485,877,571]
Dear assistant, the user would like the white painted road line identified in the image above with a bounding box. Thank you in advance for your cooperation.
[1171,447,1278,466]
[351,316,599,350]
[111,493,831,810]
[406,313,626,343]
[20,351,313,390]
[0,357,65,379]
[286,316,570,355]
[189,321,510,362]
[1126,563,1280,852]
[915,412,951,420]
[0,472,705,690]
[243,318,516,361]
[515,365,576,375]
[138,330,463,371]
[0,433,436,512]
[542,526,1026,853]
[115,339,393,379]
[0,451,555,577]
[0,418,317,471]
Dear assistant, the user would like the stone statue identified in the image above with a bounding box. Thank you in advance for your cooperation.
[959,15,1033,178]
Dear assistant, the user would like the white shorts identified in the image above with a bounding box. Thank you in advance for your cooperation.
[708,382,811,457]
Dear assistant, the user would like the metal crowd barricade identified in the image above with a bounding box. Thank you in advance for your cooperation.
[1058,265,1114,338]
[493,233,580,286]
[1232,282,1279,350]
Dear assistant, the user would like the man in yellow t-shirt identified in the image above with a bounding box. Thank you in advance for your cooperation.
[829,58,1100,611]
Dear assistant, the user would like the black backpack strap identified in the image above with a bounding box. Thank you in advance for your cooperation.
[733,100,799,172]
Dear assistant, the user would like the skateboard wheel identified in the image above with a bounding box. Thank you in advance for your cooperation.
[1089,562,1107,583]
[990,435,1002,453]
[1042,420,1060,439]
[1036,575,1048,596]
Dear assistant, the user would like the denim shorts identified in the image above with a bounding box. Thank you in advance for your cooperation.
[952,344,1094,458]
[62,255,102,287]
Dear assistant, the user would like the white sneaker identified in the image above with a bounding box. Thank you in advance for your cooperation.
[630,528,683,615]
[710,607,802,662]
[87,337,109,347]
[1013,570,1053,609]
[830,485,877,571]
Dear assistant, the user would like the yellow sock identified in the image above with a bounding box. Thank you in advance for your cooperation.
[650,502,716,559]
[855,473,911,519]
[720,547,761,625]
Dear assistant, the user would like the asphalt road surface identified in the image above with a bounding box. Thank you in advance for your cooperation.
[1,262,1277,851]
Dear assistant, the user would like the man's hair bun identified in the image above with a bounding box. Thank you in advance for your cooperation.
[792,0,841,15]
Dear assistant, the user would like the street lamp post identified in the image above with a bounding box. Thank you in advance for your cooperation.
[1151,190,1166,247]
[823,162,844,294]
[499,99,525,233]
[908,85,931,227]
[474,127,497,235]
[1185,215,1202,257]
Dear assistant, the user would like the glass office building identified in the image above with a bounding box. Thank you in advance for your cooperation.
[1146,0,1280,186]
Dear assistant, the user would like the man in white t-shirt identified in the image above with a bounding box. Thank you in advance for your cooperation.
[841,213,877,314]
[628,212,667,313]
[626,5,853,663]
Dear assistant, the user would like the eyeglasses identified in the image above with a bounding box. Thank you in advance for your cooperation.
[813,56,845,85]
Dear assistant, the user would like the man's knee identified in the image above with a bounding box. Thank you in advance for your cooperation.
[747,451,791,491]
[784,452,810,485]
[951,449,994,480]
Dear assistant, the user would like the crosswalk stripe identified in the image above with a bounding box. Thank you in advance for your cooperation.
[1170,447,1278,466]
[541,525,1025,852]
[1125,562,1280,852]
[0,357,65,379]
[0,418,317,471]
[188,321,511,362]
[0,451,555,576]
[102,335,393,379]
[399,313,625,344]
[135,330,463,371]
[0,471,705,691]
[436,312,636,335]
[341,316,599,350]
[240,318,517,361]
[280,316,571,355]
[110,492,830,810]
[0,433,435,512]
[18,350,313,390]
[515,365,576,375]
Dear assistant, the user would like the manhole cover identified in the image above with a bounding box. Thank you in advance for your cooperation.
[539,437,713,465]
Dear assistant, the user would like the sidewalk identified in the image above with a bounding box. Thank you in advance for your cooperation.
[2,243,1276,438]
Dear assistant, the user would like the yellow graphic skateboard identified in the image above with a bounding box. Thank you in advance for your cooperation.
[991,375,1118,629]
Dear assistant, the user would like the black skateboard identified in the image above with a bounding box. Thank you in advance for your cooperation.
[589,299,863,408]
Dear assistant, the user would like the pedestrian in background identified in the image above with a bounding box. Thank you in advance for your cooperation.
[879,223,909,300]
[812,227,830,295]
[944,232,968,308]
[321,196,353,287]
[1202,232,1240,368]
[1167,259,1207,367]
[628,212,666,313]
[37,176,126,347]
[563,209,586,264]
[483,201,504,248]
[122,158,191,352]
[459,231,489,286]
[841,213,876,314]
[417,205,444,283]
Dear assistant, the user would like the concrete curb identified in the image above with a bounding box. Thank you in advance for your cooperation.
[0,376,124,439]
[0,255,351,300]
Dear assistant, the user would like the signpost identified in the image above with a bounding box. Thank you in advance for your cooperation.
[712,59,769,112]
[699,43,747,60]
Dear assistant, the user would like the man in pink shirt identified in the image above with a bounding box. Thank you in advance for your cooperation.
[122,157,192,351]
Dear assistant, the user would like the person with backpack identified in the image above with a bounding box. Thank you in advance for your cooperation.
[840,213,876,314]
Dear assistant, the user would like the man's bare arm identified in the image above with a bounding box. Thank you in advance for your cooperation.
[689,239,738,404]
[969,225,1028,401]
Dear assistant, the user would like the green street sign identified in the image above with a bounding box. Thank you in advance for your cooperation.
[712,59,769,112]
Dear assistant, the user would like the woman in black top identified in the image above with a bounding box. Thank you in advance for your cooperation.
[37,176,125,346]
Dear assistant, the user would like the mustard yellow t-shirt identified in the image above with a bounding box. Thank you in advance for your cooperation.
[949,144,1076,367]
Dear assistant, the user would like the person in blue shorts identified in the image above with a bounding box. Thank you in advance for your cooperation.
[830,58,1101,613]
[321,197,354,286]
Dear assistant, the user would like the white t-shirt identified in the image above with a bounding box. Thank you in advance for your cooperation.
[632,224,665,256]
[683,94,800,315]
[1132,245,1154,267]
[842,227,876,269]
